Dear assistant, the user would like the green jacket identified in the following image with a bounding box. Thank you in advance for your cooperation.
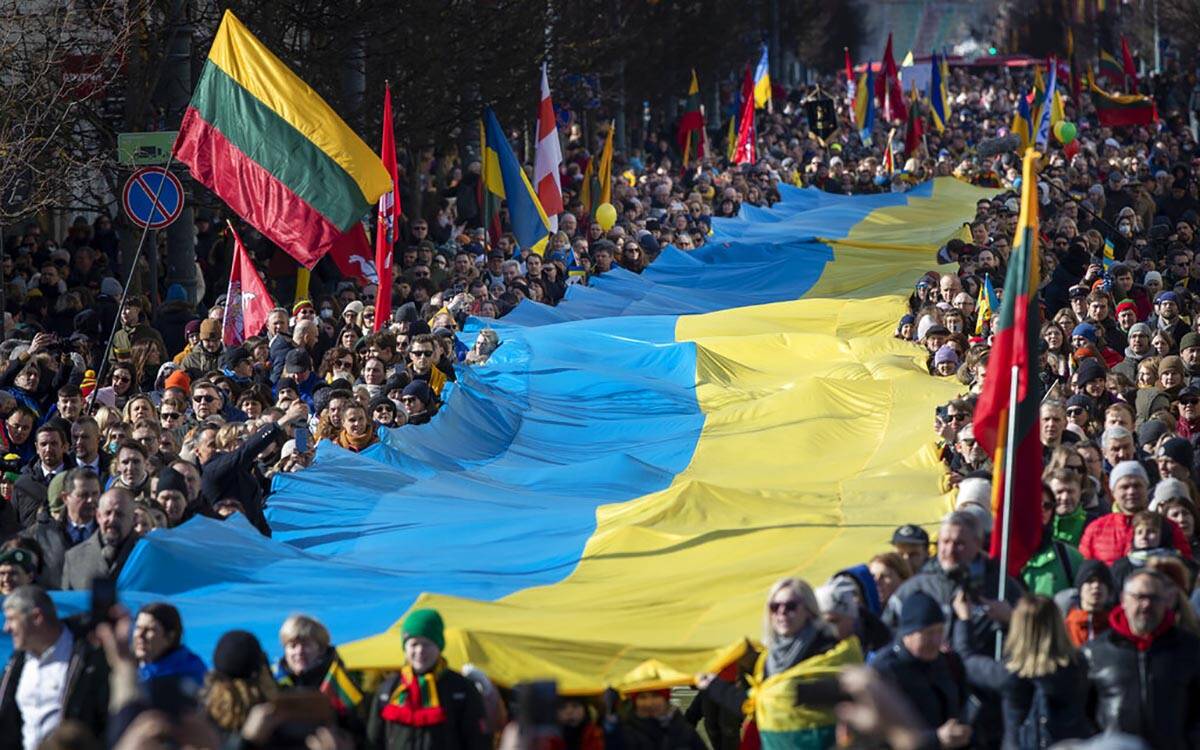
[1021,539,1084,596]
[1052,507,1087,548]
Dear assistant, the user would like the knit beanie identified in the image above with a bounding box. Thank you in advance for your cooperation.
[1151,478,1192,510]
[934,345,960,366]
[1071,322,1098,343]
[1156,437,1194,471]
[1108,460,1149,491]
[916,315,936,341]
[956,476,992,510]
[898,591,946,636]
[1073,559,1115,591]
[155,466,190,497]
[402,609,445,650]
[212,630,265,680]
[1127,322,1152,339]
[1136,419,1169,448]
[164,369,191,393]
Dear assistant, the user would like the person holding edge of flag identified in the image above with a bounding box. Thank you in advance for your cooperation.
[972,148,1044,618]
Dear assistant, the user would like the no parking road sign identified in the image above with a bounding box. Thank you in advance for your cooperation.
[122,166,184,229]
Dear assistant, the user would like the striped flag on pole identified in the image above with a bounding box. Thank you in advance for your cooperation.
[534,61,564,233]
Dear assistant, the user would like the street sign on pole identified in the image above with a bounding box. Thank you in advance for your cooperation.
[117,132,178,166]
[122,166,184,230]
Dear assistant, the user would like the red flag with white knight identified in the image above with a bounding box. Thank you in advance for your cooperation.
[534,62,564,232]
[374,83,400,332]
[222,222,276,347]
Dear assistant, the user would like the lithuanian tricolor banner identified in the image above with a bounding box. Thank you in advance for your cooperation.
[36,178,995,693]
[174,10,391,268]
[973,149,1044,577]
[750,637,863,750]
[1088,71,1158,128]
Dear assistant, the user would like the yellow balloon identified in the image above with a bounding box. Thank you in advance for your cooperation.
[596,203,617,231]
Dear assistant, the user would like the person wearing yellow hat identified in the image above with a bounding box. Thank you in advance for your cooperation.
[366,609,491,750]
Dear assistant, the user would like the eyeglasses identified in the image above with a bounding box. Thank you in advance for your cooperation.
[410,349,434,358]
[161,412,182,421]
[336,359,354,369]
[769,600,799,613]
[192,394,217,404]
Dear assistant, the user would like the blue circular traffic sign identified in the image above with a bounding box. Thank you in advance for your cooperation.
[122,167,184,229]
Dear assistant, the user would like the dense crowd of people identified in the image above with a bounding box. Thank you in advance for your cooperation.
[2,48,1200,749]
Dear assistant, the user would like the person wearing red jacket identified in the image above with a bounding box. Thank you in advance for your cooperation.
[1080,461,1193,565]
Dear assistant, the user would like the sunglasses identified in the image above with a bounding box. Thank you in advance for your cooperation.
[161,412,182,421]
[410,349,434,358]
[769,600,799,613]
[947,413,967,422]
[1182,398,1200,406]
[192,394,217,404]
[336,359,354,369]
[1066,407,1087,416]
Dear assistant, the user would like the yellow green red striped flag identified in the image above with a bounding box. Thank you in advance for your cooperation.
[174,10,391,268]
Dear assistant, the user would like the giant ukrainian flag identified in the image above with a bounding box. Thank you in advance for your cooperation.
[174,10,390,268]
[14,179,994,691]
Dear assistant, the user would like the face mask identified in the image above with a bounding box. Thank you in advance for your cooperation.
[320,308,333,319]
[107,440,119,454]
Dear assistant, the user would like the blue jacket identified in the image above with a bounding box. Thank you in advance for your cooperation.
[138,645,207,687]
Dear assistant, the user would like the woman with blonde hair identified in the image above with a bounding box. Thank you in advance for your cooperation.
[695,577,861,749]
[951,594,1092,748]
[203,630,278,740]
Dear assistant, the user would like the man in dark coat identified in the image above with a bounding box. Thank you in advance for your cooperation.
[12,422,75,529]
[25,467,100,589]
[60,487,138,591]
[366,609,490,750]
[197,400,309,535]
[871,591,970,746]
[0,585,109,748]
[620,689,706,750]
[1081,569,1200,749]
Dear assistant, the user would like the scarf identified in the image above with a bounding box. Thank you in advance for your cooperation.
[765,621,818,678]
[1108,605,1175,651]
[337,428,378,452]
[380,660,447,725]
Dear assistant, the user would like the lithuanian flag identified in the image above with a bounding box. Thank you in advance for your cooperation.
[1098,49,1125,89]
[174,10,390,268]
[973,148,1044,577]
[1089,71,1158,127]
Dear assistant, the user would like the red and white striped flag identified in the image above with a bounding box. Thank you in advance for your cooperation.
[374,83,400,332]
[533,61,563,232]
[221,222,275,347]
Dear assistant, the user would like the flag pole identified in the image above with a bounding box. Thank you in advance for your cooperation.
[995,363,1020,659]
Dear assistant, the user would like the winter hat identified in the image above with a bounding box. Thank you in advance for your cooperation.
[956,476,991,510]
[899,314,916,326]
[1071,322,1098,343]
[1074,558,1115,591]
[212,630,266,680]
[916,315,936,341]
[1127,322,1152,339]
[1074,359,1107,385]
[934,345,960,366]
[343,300,364,316]
[155,466,190,497]
[1115,300,1137,316]
[1108,460,1149,491]
[815,579,859,618]
[218,347,249,371]
[1156,437,1194,471]
[368,395,396,413]
[1156,291,1179,304]
[100,277,122,298]
[164,370,191,393]
[199,319,222,340]
[284,349,312,373]
[0,548,36,575]
[1181,332,1200,352]
[402,609,445,650]
[1144,271,1163,286]
[184,319,202,338]
[1137,419,1170,448]
[165,284,187,303]
[897,591,946,636]
[402,380,435,405]
[1150,478,1193,510]
[1065,393,1094,411]
[276,377,298,394]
